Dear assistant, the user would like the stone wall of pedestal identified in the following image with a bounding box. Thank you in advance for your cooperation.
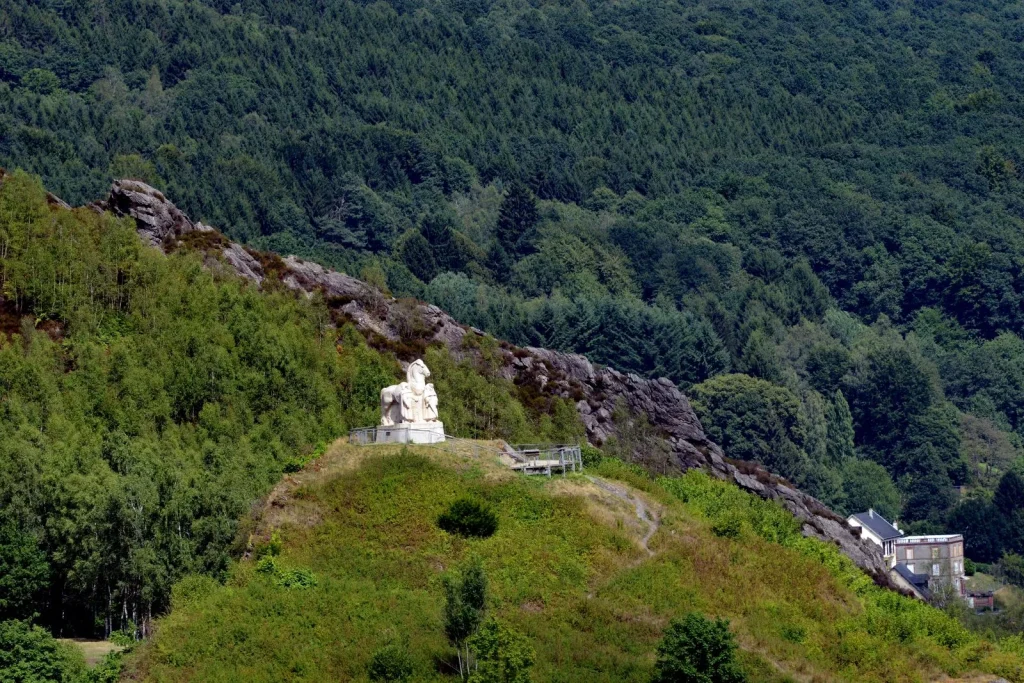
[375,422,446,444]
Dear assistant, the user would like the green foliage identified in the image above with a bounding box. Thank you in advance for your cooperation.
[999,553,1024,589]
[690,374,807,482]
[438,499,499,539]
[652,612,745,683]
[256,556,279,576]
[86,649,128,683]
[425,346,531,442]
[19,69,60,95]
[0,619,86,683]
[255,555,317,588]
[947,498,1004,564]
[580,443,604,468]
[0,518,48,621]
[468,619,535,683]
[603,400,673,474]
[131,448,1024,681]
[825,391,856,464]
[276,568,318,590]
[444,558,488,647]
[398,230,439,283]
[496,183,539,258]
[170,575,220,611]
[996,471,1024,516]
[108,628,135,647]
[368,641,414,682]
[839,459,901,521]
[444,557,488,679]
[660,470,982,669]
[6,0,1024,553]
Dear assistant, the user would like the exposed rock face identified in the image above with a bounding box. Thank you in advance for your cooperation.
[87,179,892,582]
[99,180,210,247]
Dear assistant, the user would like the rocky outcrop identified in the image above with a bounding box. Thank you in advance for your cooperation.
[89,179,892,582]
[97,180,213,247]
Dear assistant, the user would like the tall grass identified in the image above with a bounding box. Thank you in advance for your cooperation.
[130,449,1024,682]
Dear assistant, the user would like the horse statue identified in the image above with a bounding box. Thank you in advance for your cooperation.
[381,359,439,425]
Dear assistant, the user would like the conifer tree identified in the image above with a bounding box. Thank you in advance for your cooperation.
[495,182,539,257]
[825,390,856,463]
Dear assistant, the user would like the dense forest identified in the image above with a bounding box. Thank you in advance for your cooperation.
[6,0,1024,636]
[0,171,581,643]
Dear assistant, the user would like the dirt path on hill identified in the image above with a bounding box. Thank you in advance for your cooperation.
[587,476,659,555]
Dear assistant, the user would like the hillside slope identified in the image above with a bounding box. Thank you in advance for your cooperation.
[90,175,888,578]
[126,440,1022,682]
[8,0,1024,570]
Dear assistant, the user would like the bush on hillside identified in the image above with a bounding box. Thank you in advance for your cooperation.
[0,619,86,683]
[438,499,498,538]
[468,618,535,683]
[652,612,745,683]
[580,443,604,468]
[276,568,318,589]
[368,642,414,682]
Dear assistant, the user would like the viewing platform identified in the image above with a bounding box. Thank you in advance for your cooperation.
[348,427,583,476]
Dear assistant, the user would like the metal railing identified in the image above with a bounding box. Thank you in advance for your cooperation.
[347,427,582,476]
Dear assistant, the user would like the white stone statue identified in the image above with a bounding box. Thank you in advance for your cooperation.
[377,359,444,443]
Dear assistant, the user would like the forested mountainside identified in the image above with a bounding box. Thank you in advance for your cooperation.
[2,175,1023,683]
[0,171,584,642]
[8,0,1024,616]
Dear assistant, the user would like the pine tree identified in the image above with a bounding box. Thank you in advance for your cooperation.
[825,390,856,463]
[495,182,539,257]
[399,230,439,283]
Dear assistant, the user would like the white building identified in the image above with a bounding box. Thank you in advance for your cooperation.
[847,508,902,565]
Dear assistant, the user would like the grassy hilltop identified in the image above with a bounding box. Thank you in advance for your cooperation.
[128,441,1024,682]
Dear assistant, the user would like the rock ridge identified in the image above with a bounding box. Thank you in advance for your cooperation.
[90,179,891,581]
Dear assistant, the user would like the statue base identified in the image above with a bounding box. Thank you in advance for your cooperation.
[375,422,446,444]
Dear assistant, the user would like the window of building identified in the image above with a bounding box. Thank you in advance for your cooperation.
[932,547,940,559]
[906,547,914,560]
[932,564,940,576]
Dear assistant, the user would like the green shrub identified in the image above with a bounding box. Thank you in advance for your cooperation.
[652,612,746,683]
[89,649,128,683]
[468,618,535,683]
[438,498,499,538]
[276,568,318,589]
[171,575,221,610]
[780,624,806,644]
[580,443,604,468]
[255,531,283,560]
[1000,553,1024,588]
[368,642,414,682]
[711,513,743,539]
[965,558,977,576]
[0,619,86,682]
[256,556,278,575]
[109,627,135,646]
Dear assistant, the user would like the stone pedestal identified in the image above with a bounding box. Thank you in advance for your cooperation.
[375,422,446,444]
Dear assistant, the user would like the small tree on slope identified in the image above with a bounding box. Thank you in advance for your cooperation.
[652,612,746,683]
[444,558,488,680]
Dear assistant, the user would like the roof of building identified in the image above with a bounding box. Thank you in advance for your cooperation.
[848,509,902,541]
[893,563,930,588]
[895,534,963,544]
